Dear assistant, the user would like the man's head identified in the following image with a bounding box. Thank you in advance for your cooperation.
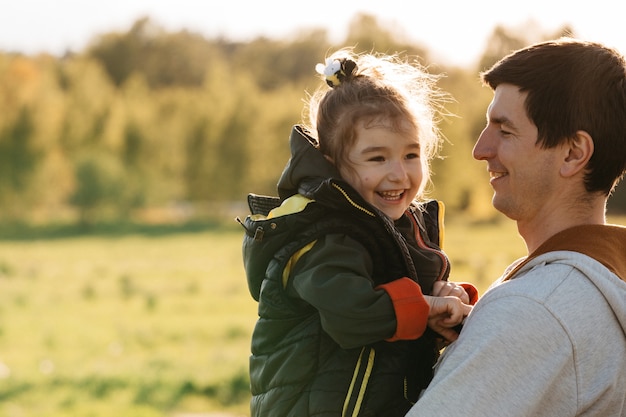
[480,38,626,196]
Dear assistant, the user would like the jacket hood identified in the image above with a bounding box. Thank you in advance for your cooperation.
[276,125,342,200]
[509,224,626,334]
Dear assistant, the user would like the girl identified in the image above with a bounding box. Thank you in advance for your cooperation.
[241,48,477,417]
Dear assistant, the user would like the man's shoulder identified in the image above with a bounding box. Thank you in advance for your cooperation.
[478,256,592,309]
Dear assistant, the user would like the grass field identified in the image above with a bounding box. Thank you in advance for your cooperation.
[0,215,621,416]
[0,224,256,417]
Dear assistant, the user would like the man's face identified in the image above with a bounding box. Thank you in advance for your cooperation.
[472,84,564,223]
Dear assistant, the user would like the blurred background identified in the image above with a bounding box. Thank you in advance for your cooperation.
[0,1,624,416]
[0,0,624,226]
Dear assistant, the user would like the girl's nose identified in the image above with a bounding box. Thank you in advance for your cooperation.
[388,160,409,181]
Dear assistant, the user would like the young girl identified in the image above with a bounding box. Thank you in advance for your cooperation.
[241,48,477,417]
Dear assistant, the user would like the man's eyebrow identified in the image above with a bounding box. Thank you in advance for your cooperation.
[489,115,517,130]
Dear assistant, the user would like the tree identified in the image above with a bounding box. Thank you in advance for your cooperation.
[70,152,126,225]
[477,22,578,72]
[477,25,528,71]
[343,13,430,62]
[227,29,331,91]
[0,107,42,218]
[88,17,220,88]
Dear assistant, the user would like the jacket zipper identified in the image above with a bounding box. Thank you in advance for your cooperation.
[331,183,375,217]
[408,212,449,281]
[334,181,448,280]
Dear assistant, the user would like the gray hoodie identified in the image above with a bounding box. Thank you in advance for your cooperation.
[406,224,626,417]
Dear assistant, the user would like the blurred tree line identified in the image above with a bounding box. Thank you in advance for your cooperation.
[0,14,623,225]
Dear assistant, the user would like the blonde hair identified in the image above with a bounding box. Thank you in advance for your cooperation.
[303,47,450,199]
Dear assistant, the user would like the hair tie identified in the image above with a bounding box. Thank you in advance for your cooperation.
[315,58,358,88]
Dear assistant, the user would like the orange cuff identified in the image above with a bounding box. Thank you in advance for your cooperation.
[377,277,429,341]
[460,283,479,305]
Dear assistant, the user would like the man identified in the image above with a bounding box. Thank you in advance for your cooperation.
[406,38,626,417]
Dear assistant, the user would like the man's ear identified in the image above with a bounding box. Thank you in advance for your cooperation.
[560,131,593,178]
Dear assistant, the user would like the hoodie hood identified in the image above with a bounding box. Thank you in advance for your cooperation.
[507,224,626,334]
[276,125,343,200]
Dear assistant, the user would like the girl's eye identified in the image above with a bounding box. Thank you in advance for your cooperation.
[406,153,420,160]
[368,156,385,162]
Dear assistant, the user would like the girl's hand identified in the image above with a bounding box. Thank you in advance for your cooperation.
[424,295,472,342]
[432,280,470,304]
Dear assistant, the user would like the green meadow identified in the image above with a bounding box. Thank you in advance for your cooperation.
[0,225,255,417]
[0,215,621,416]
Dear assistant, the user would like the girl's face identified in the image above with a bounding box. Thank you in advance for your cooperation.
[338,120,423,220]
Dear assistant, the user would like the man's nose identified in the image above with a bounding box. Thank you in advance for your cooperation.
[473,127,495,161]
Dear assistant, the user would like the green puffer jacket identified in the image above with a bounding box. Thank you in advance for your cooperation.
[241,126,450,417]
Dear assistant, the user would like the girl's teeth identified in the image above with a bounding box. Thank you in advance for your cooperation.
[379,191,403,200]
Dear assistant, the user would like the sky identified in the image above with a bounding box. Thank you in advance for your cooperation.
[1,0,625,67]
